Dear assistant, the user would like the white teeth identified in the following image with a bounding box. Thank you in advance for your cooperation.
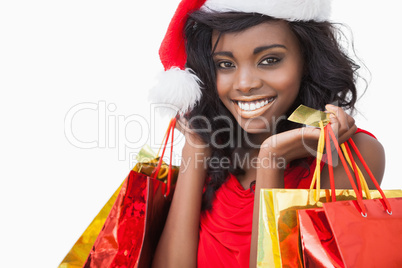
[237,98,274,112]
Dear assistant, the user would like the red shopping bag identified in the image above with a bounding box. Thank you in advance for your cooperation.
[298,124,402,267]
[83,118,178,268]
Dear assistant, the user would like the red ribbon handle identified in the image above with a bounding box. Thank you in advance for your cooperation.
[152,117,177,198]
[325,124,392,216]
[326,124,367,215]
[347,136,392,215]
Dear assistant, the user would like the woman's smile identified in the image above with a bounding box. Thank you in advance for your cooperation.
[233,96,276,118]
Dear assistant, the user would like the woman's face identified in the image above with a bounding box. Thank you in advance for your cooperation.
[212,21,304,135]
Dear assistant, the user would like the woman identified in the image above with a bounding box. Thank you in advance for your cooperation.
[151,1,385,267]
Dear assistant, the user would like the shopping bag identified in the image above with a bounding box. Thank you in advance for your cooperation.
[256,105,402,267]
[58,182,124,268]
[59,118,179,268]
[298,123,402,267]
[257,188,402,267]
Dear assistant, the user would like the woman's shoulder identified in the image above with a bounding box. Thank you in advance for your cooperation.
[353,128,383,154]
[355,128,377,139]
[352,128,383,160]
[351,127,385,184]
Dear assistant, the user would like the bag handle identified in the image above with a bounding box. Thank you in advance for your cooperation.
[325,124,392,216]
[152,117,177,198]
[347,133,392,215]
[310,121,326,200]
[340,143,371,199]
[310,121,369,198]
[324,124,367,215]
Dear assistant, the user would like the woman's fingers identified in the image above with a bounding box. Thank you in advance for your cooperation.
[175,116,188,134]
[326,104,350,129]
[175,115,197,137]
[175,115,209,149]
[325,104,357,144]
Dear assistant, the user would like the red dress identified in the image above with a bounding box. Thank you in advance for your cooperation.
[197,129,376,267]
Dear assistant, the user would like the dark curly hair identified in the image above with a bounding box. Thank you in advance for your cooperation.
[183,11,361,210]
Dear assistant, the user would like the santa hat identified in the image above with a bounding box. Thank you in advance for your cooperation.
[150,0,332,115]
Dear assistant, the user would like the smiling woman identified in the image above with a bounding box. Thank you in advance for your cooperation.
[150,1,385,267]
[2,0,401,267]
[212,21,303,131]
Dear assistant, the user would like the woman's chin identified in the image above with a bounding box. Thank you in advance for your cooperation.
[239,123,272,140]
[238,119,272,134]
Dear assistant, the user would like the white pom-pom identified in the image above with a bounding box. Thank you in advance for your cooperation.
[149,67,202,117]
[203,0,332,22]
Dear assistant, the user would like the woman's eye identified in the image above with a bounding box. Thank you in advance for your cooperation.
[260,57,280,65]
[217,61,234,69]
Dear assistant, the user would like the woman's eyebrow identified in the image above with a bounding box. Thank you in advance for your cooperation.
[253,44,287,54]
[212,44,286,58]
[212,51,234,58]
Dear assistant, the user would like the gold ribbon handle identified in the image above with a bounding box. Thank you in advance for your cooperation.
[289,105,371,200]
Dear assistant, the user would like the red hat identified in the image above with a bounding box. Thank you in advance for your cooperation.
[150,0,332,115]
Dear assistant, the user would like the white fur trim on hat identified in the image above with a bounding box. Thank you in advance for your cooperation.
[203,0,331,22]
[149,67,202,116]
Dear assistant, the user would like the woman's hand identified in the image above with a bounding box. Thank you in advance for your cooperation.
[258,104,357,166]
[326,104,357,145]
[175,115,211,156]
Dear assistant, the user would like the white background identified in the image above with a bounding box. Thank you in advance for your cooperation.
[1,1,401,267]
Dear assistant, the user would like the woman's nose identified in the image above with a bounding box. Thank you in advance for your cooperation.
[233,67,263,93]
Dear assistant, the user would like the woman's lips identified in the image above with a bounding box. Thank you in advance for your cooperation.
[233,97,276,118]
